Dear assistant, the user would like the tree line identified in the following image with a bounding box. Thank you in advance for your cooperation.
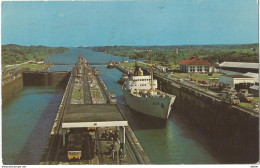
[91,44,259,66]
[2,44,68,66]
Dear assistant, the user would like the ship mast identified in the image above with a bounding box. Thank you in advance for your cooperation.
[151,65,154,91]
[148,57,154,91]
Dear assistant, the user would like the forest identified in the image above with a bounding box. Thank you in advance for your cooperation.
[91,44,259,66]
[2,44,68,66]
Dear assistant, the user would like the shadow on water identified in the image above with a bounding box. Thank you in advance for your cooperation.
[169,110,257,164]
[168,112,219,163]
[13,88,64,165]
[117,95,219,164]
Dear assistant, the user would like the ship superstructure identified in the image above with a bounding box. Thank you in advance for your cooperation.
[122,63,176,120]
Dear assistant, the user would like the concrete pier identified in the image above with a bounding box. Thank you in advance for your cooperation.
[40,58,150,165]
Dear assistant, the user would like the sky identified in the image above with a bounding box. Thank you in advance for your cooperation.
[1,0,259,47]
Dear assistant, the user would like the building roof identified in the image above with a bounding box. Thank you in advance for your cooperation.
[250,84,259,90]
[178,55,212,66]
[62,104,128,128]
[243,72,258,77]
[243,72,259,83]
[221,74,254,79]
[219,62,259,69]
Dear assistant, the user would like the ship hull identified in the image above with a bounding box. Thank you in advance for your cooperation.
[122,88,176,120]
[107,65,114,68]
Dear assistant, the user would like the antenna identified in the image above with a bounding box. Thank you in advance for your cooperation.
[147,57,155,91]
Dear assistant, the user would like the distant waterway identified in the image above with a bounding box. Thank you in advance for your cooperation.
[46,47,131,72]
[2,87,64,164]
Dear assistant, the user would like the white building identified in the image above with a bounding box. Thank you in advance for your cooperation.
[219,75,255,90]
[156,65,167,72]
[243,72,259,83]
[178,55,213,73]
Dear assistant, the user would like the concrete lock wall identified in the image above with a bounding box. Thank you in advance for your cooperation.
[2,73,24,105]
[2,71,71,105]
[23,71,71,87]
[155,75,259,163]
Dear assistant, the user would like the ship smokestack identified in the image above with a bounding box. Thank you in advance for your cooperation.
[138,68,143,76]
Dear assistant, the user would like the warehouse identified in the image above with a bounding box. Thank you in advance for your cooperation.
[219,62,259,74]
[242,72,259,83]
[219,75,255,90]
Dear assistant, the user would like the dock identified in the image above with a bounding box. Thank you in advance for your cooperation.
[40,57,150,165]
[114,63,259,163]
[114,64,259,117]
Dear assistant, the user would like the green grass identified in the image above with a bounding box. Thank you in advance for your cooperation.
[252,97,259,104]
[72,89,82,99]
[17,64,45,71]
[169,63,178,69]
[238,102,255,109]
[170,72,220,83]
[91,90,102,99]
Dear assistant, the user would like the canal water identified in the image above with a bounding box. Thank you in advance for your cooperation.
[2,48,218,164]
[96,65,218,164]
[2,87,64,164]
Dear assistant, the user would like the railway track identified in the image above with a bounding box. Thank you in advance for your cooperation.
[84,75,93,104]
[125,138,138,164]
[153,71,221,99]
[233,105,259,117]
[42,71,74,164]
[94,75,109,103]
[95,128,104,164]
[83,64,93,104]
[154,71,259,117]
[41,61,151,165]
[125,127,149,164]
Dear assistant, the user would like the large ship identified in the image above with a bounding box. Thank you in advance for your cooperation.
[122,64,176,120]
[107,61,114,68]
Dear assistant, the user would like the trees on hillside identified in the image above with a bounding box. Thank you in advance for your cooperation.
[2,45,68,65]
